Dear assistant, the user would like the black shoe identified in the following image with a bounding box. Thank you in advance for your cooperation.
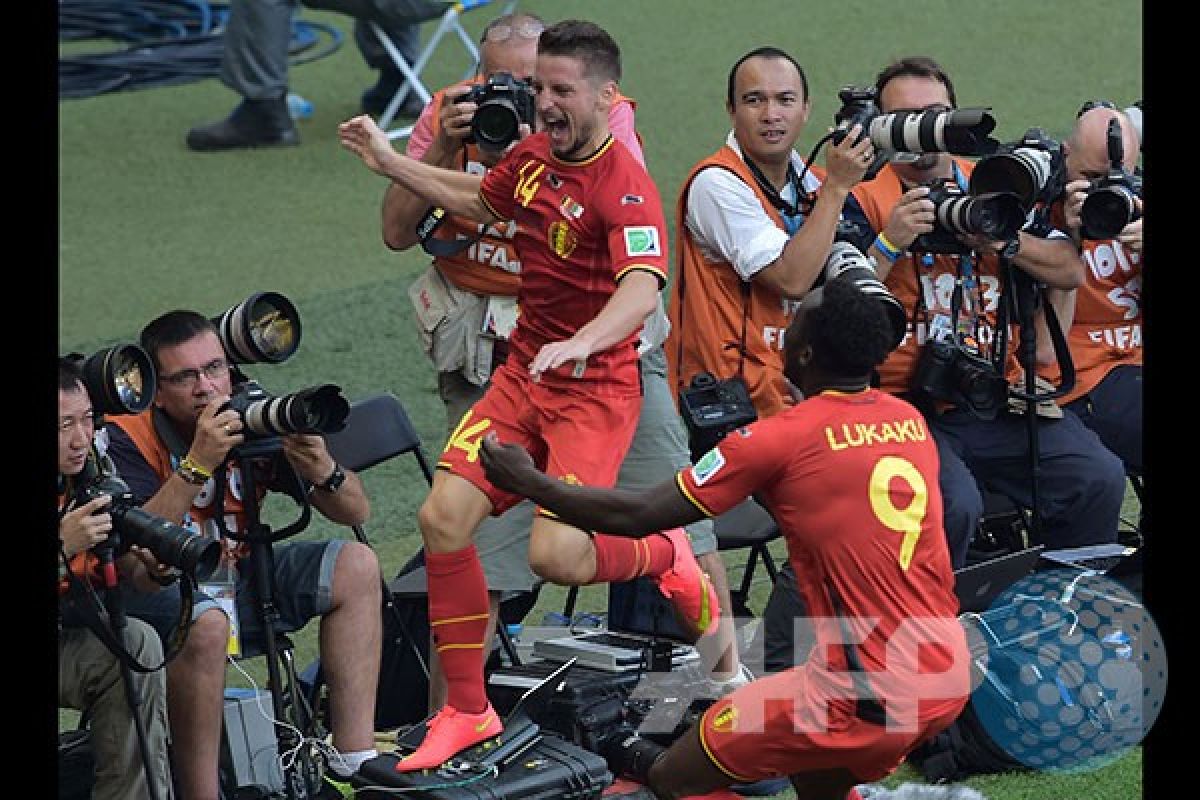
[361,73,426,119]
[186,96,300,152]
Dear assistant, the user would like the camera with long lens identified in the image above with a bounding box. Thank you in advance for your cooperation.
[912,338,1008,420]
[209,291,350,440]
[678,372,758,464]
[911,179,1026,255]
[224,380,349,440]
[970,127,1067,212]
[212,291,302,367]
[73,455,221,582]
[68,343,157,416]
[831,85,999,156]
[1080,118,1142,240]
[824,231,907,350]
[463,71,536,152]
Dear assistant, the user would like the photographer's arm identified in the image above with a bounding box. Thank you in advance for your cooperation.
[755,127,874,298]
[868,186,936,280]
[1034,288,1077,368]
[340,114,498,225]
[1010,233,1084,290]
[527,270,660,382]
[382,86,477,251]
[106,400,241,526]
[280,434,370,526]
[480,433,703,536]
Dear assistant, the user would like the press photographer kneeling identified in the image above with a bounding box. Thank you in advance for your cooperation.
[101,294,382,800]
[59,351,206,800]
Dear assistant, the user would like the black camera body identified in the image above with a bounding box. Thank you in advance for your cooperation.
[832,85,879,146]
[74,456,220,581]
[912,179,1026,255]
[224,379,349,441]
[912,339,1008,420]
[463,71,536,151]
[1080,117,1142,241]
[678,372,758,463]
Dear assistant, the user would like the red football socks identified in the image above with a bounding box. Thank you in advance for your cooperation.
[425,545,490,714]
[591,531,675,583]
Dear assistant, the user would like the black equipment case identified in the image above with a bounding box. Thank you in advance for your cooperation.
[352,733,612,799]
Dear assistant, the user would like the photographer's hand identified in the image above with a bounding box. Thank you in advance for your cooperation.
[885,186,935,251]
[1118,197,1143,255]
[824,123,875,191]
[59,494,112,557]
[121,547,178,593]
[188,396,243,475]
[1062,178,1089,238]
[280,434,335,486]
[437,84,477,146]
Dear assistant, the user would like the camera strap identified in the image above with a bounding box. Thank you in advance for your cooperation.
[416,206,484,258]
[743,156,812,231]
[58,540,181,674]
[996,261,1076,399]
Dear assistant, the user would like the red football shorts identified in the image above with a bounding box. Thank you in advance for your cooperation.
[697,662,966,783]
[436,361,641,515]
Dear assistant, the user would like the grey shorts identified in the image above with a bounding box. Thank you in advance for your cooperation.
[618,347,717,555]
[122,539,344,656]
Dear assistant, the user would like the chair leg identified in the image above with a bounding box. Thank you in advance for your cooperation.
[562,585,579,620]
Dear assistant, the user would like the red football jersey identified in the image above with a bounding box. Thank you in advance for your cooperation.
[677,389,960,684]
[479,132,668,395]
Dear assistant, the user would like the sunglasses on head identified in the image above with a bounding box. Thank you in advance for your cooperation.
[1077,99,1117,118]
[483,21,544,43]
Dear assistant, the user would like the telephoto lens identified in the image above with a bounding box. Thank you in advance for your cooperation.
[116,505,222,581]
[212,291,302,364]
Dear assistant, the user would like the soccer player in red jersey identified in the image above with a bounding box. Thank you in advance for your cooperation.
[339,19,719,770]
[482,276,971,800]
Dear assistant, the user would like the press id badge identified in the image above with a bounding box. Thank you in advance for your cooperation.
[201,579,242,657]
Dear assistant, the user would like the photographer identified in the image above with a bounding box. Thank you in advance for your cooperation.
[104,310,382,796]
[1037,103,1142,475]
[58,358,173,800]
[341,20,724,771]
[843,56,1125,566]
[481,277,970,800]
[376,11,745,709]
[665,46,875,420]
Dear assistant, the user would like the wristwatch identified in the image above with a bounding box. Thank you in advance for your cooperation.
[316,463,346,494]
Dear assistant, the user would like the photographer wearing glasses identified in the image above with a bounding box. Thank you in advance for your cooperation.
[843,56,1125,568]
[1037,103,1142,477]
[58,357,174,800]
[103,309,381,797]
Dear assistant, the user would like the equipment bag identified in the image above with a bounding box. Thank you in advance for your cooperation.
[910,588,1146,781]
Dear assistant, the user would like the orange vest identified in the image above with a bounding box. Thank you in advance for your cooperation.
[1038,234,1142,404]
[666,146,823,419]
[424,81,639,298]
[110,410,256,563]
[850,161,1021,395]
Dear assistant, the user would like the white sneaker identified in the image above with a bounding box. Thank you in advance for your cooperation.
[706,663,755,696]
